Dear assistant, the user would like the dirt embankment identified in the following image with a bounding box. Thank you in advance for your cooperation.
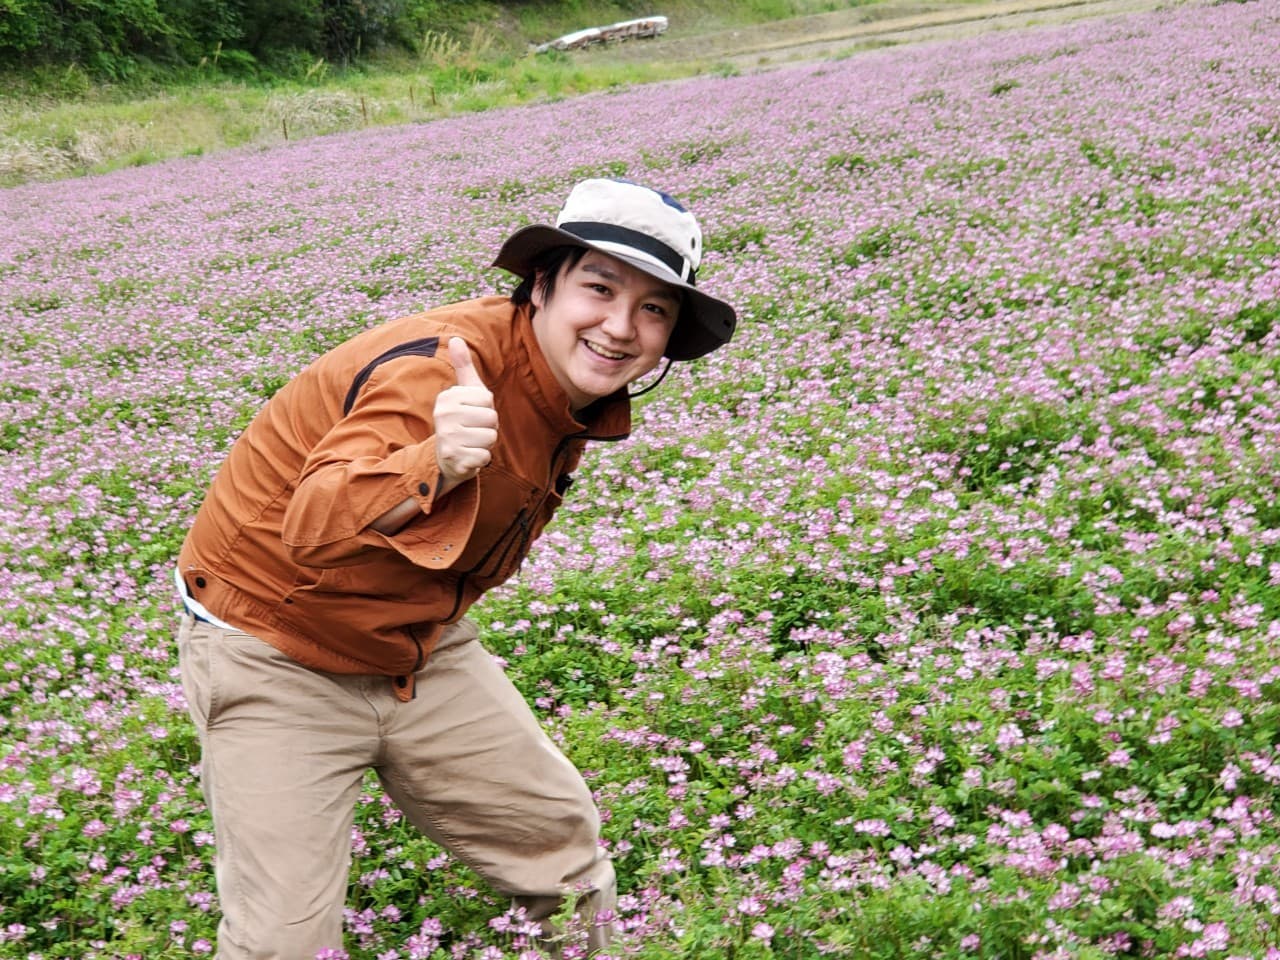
[579,0,1205,69]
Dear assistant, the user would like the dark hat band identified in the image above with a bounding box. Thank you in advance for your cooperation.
[559,221,697,285]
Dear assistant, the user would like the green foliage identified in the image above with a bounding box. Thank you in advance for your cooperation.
[840,224,915,265]
[0,0,44,54]
[825,149,868,171]
[0,0,469,76]
[704,221,768,255]
[0,0,170,74]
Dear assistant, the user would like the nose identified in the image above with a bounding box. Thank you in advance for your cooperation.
[599,302,637,342]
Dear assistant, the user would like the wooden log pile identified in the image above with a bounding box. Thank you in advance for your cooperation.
[533,16,669,54]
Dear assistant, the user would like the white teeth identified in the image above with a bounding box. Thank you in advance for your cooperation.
[585,342,627,361]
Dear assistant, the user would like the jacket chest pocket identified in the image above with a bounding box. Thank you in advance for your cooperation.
[453,467,539,578]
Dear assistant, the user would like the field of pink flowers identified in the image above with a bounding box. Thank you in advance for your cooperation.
[3,0,1280,956]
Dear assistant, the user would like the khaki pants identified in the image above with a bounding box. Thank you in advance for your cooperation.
[177,615,615,960]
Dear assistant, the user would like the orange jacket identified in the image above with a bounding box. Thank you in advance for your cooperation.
[177,296,631,696]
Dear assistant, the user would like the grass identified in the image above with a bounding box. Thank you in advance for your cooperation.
[0,0,966,186]
[0,56,671,185]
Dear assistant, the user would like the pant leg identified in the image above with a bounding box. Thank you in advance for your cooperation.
[177,615,377,960]
[375,621,616,954]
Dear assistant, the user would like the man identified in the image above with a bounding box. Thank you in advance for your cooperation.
[174,178,737,959]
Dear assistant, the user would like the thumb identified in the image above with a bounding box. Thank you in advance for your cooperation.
[448,336,484,388]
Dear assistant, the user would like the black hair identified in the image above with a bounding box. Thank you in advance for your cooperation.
[510,246,589,307]
[510,244,691,358]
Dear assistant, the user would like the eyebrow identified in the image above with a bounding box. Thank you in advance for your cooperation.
[581,260,681,305]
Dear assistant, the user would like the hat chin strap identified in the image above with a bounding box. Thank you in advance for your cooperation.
[627,358,674,399]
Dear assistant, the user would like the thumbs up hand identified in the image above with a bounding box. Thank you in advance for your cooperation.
[434,337,498,491]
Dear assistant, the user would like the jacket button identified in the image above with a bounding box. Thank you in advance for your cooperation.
[194,577,207,589]
[418,482,430,496]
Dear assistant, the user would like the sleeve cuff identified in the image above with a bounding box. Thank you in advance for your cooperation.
[372,461,481,570]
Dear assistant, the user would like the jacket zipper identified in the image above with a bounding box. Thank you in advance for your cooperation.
[442,436,576,622]
[394,623,429,697]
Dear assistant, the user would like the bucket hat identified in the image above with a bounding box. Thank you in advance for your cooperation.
[493,178,737,361]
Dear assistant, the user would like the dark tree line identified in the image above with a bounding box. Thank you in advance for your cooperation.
[0,0,468,77]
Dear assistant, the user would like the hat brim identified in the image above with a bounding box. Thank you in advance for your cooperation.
[493,224,736,362]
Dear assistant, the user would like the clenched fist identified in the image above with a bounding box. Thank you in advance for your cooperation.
[433,337,498,491]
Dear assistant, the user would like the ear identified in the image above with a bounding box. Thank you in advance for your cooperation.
[529,269,548,310]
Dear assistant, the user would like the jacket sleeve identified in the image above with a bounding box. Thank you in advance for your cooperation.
[279,350,481,569]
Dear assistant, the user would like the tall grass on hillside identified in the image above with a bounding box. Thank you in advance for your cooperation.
[0,51,677,186]
[2,0,1280,956]
[0,0,900,186]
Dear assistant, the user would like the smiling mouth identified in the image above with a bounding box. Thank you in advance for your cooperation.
[583,341,629,361]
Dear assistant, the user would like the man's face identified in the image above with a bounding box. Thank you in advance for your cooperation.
[531,250,680,411]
